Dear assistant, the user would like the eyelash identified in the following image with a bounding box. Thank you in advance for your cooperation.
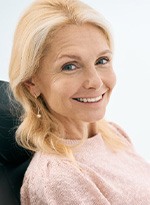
[61,62,78,71]
[95,57,110,65]
[61,57,110,72]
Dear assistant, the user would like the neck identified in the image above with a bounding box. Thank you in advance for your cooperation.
[88,123,98,138]
[61,118,98,140]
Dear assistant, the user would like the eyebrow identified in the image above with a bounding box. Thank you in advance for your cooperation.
[57,49,112,60]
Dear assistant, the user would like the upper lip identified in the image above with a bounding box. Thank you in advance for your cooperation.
[72,91,107,99]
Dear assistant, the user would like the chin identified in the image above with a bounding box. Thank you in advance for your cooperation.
[82,111,106,123]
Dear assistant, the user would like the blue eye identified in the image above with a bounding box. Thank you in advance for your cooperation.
[62,64,76,71]
[96,57,109,65]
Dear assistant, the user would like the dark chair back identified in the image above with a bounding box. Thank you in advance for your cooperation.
[0,80,32,205]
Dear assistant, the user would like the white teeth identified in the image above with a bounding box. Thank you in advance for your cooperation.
[76,96,102,103]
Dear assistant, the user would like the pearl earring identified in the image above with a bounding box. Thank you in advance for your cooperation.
[36,107,41,118]
[34,93,41,118]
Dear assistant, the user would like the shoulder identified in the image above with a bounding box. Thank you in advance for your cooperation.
[23,152,76,180]
[21,152,84,191]
[108,121,132,143]
[21,152,95,204]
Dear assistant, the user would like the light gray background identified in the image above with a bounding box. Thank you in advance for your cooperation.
[0,0,150,161]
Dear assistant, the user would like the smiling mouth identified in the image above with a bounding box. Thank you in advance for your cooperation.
[73,94,104,103]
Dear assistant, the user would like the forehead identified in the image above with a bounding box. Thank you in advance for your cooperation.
[50,23,108,47]
[41,23,110,69]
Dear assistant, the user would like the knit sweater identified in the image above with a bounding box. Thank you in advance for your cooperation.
[21,124,150,205]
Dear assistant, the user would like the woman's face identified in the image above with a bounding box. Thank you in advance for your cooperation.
[31,24,116,124]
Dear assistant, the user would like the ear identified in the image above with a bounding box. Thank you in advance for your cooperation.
[24,78,41,97]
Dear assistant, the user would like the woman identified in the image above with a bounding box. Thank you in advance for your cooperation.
[9,0,150,204]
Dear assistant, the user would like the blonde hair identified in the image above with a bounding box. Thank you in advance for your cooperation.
[9,0,126,160]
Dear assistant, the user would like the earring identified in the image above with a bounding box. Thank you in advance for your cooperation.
[34,93,41,118]
[36,107,41,118]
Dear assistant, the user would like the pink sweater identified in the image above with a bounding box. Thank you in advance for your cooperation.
[21,125,150,205]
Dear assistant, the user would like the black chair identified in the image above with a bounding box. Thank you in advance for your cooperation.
[0,80,32,205]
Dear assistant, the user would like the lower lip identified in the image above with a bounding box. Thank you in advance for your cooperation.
[72,94,105,106]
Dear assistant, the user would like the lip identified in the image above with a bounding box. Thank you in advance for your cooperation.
[72,90,107,99]
[72,91,107,99]
[72,92,106,104]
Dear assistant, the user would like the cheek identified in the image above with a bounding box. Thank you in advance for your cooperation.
[46,79,78,112]
[51,75,81,96]
[106,71,116,90]
[41,76,78,105]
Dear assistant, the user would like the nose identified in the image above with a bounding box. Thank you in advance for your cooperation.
[83,67,103,90]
